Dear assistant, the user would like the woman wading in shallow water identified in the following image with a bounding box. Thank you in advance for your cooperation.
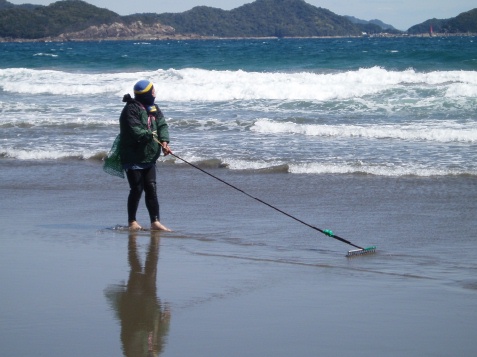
[119,80,172,231]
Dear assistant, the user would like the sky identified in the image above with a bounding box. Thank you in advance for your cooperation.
[7,0,477,30]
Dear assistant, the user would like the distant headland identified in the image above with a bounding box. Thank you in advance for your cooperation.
[0,0,475,42]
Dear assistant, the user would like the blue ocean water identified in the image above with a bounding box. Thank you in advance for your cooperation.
[1,37,476,176]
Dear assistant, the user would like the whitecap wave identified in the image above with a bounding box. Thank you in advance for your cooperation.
[1,148,100,160]
[1,67,476,102]
[288,162,471,177]
[251,118,477,143]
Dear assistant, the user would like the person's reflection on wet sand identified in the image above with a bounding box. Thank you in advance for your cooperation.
[105,231,170,357]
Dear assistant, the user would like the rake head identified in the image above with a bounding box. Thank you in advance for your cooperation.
[346,246,376,257]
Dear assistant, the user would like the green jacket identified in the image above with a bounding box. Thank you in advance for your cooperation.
[119,94,170,166]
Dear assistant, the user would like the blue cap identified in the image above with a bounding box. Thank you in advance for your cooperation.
[134,80,153,95]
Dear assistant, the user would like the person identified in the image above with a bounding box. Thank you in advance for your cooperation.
[119,80,172,231]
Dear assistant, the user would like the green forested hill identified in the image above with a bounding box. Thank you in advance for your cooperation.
[444,8,477,33]
[408,8,477,33]
[0,0,120,38]
[156,0,362,37]
[0,0,14,10]
[0,0,366,39]
[0,0,475,40]
[0,0,36,10]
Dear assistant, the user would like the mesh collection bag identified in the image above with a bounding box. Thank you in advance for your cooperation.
[103,134,124,178]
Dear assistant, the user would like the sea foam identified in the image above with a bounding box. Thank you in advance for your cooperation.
[1,67,477,102]
[251,119,477,143]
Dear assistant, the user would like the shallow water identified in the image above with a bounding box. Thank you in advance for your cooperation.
[1,160,476,356]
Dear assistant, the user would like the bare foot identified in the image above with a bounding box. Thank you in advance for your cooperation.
[128,221,143,230]
[151,220,172,232]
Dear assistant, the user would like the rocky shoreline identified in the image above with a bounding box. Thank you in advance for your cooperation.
[0,21,203,42]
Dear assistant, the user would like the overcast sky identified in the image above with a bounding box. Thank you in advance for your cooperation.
[7,0,476,30]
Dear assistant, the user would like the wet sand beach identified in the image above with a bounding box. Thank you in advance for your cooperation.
[1,159,476,357]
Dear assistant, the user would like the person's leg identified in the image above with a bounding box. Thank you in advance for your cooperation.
[143,166,171,231]
[143,166,160,222]
[126,169,145,229]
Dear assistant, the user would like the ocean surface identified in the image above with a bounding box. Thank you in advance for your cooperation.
[1,37,476,176]
[1,37,477,357]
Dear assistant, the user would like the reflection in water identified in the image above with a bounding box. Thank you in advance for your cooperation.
[105,232,171,357]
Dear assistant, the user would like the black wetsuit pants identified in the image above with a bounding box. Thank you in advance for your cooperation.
[125,166,160,223]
